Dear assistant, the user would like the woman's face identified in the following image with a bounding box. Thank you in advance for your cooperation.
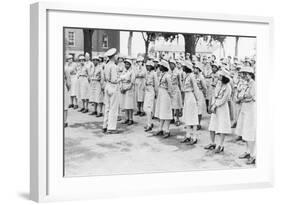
[160,65,167,73]
[146,65,153,72]
[67,58,73,63]
[169,63,176,70]
[211,66,218,73]
[124,62,131,70]
[93,59,99,66]
[193,67,199,74]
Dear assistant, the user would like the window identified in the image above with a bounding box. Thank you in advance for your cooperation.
[102,34,108,48]
[68,31,75,47]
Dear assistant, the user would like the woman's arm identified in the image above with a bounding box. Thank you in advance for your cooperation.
[214,85,231,107]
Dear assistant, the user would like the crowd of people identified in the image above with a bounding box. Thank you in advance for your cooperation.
[64,48,257,165]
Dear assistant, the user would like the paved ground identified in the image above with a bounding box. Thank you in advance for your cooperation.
[64,107,254,177]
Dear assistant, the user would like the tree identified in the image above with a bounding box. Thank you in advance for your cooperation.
[83,29,94,58]
[127,31,133,56]
[235,36,239,56]
[141,32,160,61]
[207,35,227,57]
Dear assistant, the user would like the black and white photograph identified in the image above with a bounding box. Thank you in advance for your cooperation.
[63,27,257,177]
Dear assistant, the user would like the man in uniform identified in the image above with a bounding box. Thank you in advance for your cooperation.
[201,55,213,113]
[102,48,120,134]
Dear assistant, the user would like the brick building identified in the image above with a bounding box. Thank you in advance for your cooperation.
[64,28,120,58]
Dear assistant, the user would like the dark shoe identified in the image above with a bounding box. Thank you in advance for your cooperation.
[139,112,145,117]
[170,119,175,124]
[214,145,224,154]
[197,125,202,130]
[127,120,134,125]
[153,130,164,136]
[246,157,256,165]
[78,108,85,112]
[163,132,171,138]
[239,152,251,159]
[102,128,107,133]
[204,143,216,150]
[175,121,181,126]
[234,136,243,142]
[96,113,102,117]
[68,104,74,108]
[179,110,183,117]
[231,122,237,128]
[73,105,78,109]
[64,123,68,127]
[122,120,129,124]
[180,137,191,143]
[89,111,96,115]
[106,130,119,134]
[186,138,198,145]
[82,109,89,113]
[117,116,122,121]
[145,125,153,132]
[134,111,141,116]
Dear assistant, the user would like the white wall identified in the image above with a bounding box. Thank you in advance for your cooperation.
[0,0,280,205]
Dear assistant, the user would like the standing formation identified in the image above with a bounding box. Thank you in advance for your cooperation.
[64,48,257,165]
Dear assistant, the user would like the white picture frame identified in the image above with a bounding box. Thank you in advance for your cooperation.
[30,1,274,202]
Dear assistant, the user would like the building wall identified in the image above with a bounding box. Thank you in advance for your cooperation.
[64,28,120,57]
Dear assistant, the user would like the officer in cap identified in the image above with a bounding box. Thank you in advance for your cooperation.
[102,48,120,133]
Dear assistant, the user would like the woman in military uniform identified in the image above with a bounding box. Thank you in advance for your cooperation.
[169,59,182,126]
[180,61,200,145]
[64,54,78,109]
[64,69,71,127]
[119,58,136,125]
[235,66,256,165]
[89,56,104,117]
[209,62,220,107]
[193,62,207,130]
[154,60,173,138]
[204,69,232,153]
[143,61,158,132]
[76,55,90,113]
[134,56,147,116]
[201,56,213,113]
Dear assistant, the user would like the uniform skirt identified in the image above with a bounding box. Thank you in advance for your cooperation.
[69,75,78,97]
[143,86,155,113]
[78,76,89,100]
[155,87,173,120]
[235,102,256,141]
[89,80,103,103]
[64,84,69,110]
[197,89,206,115]
[208,102,232,134]
[205,78,212,100]
[135,78,145,102]
[120,85,136,110]
[171,85,183,109]
[182,91,199,126]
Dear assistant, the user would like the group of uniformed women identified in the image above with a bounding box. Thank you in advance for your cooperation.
[64,48,257,165]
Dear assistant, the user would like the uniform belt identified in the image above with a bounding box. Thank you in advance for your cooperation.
[108,81,118,84]
[79,75,87,77]
[205,76,212,79]
[136,76,145,78]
